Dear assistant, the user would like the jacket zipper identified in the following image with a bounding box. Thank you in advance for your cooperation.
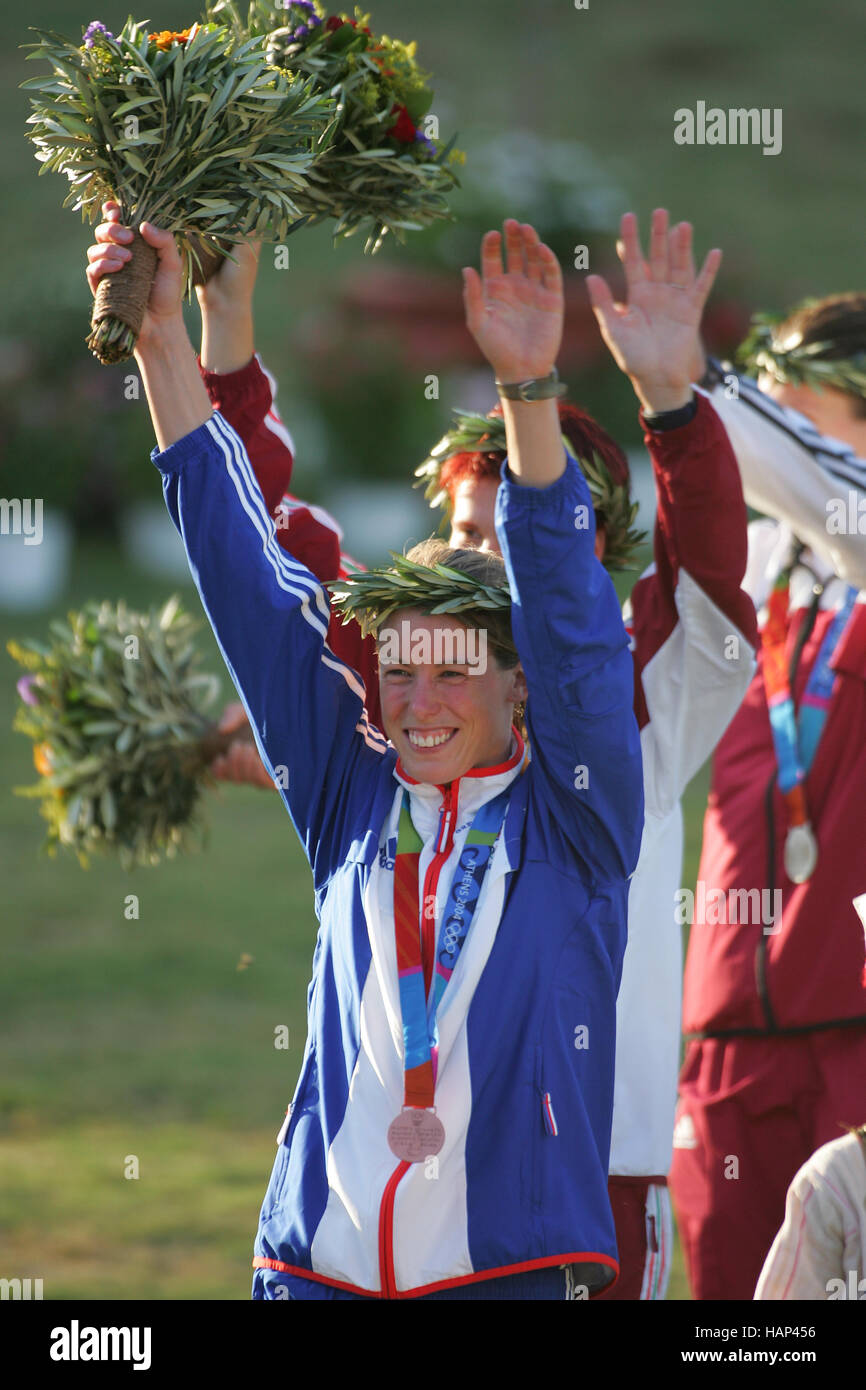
[378,1161,409,1297]
[378,778,460,1297]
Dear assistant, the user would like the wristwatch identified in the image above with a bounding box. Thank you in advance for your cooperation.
[495,367,567,402]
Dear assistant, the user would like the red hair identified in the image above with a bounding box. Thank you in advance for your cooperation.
[438,402,630,508]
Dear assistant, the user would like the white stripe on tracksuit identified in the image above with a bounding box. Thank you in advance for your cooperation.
[208,414,388,755]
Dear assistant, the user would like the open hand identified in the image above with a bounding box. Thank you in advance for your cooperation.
[586,209,721,413]
[463,220,563,383]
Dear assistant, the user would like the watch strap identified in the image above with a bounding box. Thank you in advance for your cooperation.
[495,367,567,401]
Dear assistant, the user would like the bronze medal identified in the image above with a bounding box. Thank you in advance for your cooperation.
[387,1108,445,1163]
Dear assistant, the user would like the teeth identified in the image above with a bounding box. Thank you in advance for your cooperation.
[408,730,453,748]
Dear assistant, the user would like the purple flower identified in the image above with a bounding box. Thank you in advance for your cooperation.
[83,20,114,48]
[414,131,437,158]
[286,1,322,40]
[17,675,39,706]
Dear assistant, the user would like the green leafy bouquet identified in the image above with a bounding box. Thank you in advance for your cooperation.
[8,597,244,869]
[209,1,464,253]
[23,17,333,363]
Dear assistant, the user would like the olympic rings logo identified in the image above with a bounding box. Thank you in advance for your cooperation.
[442,923,462,955]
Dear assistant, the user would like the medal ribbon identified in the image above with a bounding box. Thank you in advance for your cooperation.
[393,786,511,1110]
[762,567,858,828]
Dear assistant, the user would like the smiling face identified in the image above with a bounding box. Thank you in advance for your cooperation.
[378,608,527,785]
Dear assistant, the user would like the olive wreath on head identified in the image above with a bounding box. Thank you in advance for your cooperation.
[413,409,646,571]
[737,309,866,398]
[327,550,511,639]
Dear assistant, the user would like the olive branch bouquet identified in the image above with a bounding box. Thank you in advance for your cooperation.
[8,596,245,869]
[208,1,464,254]
[23,17,334,362]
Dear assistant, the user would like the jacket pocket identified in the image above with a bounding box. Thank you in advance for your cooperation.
[260,1137,292,1225]
[262,1049,316,1221]
[531,1043,555,1218]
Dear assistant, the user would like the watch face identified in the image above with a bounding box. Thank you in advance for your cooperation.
[520,382,539,401]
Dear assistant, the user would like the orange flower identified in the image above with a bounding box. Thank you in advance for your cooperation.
[34,742,53,777]
[148,28,193,51]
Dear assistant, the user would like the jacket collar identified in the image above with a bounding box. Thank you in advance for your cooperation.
[387,731,527,873]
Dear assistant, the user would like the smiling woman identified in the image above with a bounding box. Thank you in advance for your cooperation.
[332,539,528,778]
[378,604,522,781]
[83,211,643,1299]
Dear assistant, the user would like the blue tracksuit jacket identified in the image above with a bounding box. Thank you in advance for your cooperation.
[153,411,643,1298]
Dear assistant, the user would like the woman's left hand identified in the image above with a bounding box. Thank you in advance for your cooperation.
[463,220,564,383]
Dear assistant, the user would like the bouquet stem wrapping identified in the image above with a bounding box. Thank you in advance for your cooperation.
[86,232,158,365]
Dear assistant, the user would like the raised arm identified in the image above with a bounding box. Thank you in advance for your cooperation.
[94,202,295,513]
[587,209,758,815]
[497,454,644,882]
[196,242,299,518]
[463,221,643,882]
[607,205,866,586]
[462,220,566,488]
[85,218,388,881]
[586,208,721,417]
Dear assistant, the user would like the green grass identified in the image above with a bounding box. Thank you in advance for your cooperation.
[0,1121,274,1300]
[0,1123,694,1299]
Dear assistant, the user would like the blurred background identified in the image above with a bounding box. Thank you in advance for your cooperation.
[1,0,864,1299]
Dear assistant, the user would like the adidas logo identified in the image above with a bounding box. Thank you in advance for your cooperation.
[673,1111,698,1150]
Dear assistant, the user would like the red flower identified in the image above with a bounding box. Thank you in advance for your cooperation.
[325,16,358,37]
[387,103,416,143]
